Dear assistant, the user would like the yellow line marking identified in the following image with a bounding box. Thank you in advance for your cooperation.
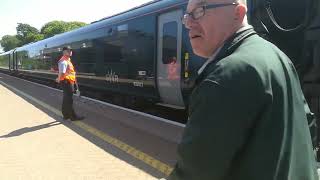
[0,80,174,176]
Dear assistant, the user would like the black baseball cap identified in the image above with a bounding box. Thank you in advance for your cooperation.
[62,47,71,51]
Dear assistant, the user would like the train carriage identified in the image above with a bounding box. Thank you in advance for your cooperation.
[0,0,205,109]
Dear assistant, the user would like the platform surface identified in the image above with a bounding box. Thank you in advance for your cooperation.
[0,82,159,180]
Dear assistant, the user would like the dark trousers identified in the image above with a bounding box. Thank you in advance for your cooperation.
[60,80,76,119]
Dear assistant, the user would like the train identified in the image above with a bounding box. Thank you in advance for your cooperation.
[0,0,207,109]
[0,0,319,123]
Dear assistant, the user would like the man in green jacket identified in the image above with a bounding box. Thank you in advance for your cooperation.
[167,0,318,179]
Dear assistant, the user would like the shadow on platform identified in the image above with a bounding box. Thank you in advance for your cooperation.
[0,121,61,138]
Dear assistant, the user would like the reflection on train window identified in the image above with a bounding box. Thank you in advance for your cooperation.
[103,26,128,64]
[104,41,125,63]
[162,21,178,64]
[72,47,96,74]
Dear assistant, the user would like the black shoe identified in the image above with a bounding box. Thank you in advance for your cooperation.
[70,116,84,121]
[63,116,70,120]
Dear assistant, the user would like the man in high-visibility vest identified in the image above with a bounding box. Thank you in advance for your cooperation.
[56,47,84,121]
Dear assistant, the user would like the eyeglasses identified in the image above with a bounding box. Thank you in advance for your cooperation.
[182,2,239,26]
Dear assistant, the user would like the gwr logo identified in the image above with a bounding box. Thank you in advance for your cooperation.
[106,70,119,83]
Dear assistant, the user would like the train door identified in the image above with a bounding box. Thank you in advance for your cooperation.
[8,52,12,70]
[12,51,17,70]
[9,51,14,71]
[14,51,17,70]
[157,10,185,108]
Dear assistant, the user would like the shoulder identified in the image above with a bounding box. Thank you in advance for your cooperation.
[58,60,68,66]
[201,38,275,96]
[190,56,265,115]
[205,56,265,92]
[214,35,284,79]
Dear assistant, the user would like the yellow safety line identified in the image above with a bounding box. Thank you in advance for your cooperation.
[0,80,174,176]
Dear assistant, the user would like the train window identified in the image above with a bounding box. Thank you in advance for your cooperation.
[0,54,9,68]
[117,24,128,36]
[72,47,96,74]
[162,21,178,64]
[104,40,125,63]
[127,16,155,59]
[107,28,113,35]
[103,26,128,64]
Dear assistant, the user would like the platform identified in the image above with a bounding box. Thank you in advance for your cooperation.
[0,73,185,180]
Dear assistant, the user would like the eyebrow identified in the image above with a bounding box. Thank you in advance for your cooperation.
[196,1,206,6]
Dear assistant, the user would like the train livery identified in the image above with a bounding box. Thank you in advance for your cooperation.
[0,0,206,109]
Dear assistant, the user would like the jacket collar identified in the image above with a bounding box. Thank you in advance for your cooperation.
[214,26,256,62]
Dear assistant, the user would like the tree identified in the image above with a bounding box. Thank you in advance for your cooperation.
[1,21,87,50]
[25,33,44,43]
[66,21,87,31]
[40,21,67,38]
[16,23,41,46]
[0,35,21,52]
[41,21,87,38]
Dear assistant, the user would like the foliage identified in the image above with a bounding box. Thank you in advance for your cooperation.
[0,35,21,52]
[41,21,87,38]
[1,21,87,52]
[16,23,41,45]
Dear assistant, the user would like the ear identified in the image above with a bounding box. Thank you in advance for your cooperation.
[234,4,247,23]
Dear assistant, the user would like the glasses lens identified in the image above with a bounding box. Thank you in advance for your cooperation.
[182,7,204,27]
[182,14,189,25]
[193,7,205,19]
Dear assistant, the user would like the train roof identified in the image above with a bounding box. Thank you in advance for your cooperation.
[0,49,13,56]
[14,0,187,52]
[91,0,184,23]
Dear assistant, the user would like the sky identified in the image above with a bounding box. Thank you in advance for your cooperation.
[0,0,152,52]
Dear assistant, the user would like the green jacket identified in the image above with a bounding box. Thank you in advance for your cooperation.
[168,28,317,180]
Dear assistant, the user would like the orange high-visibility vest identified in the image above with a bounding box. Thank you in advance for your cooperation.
[59,56,76,83]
